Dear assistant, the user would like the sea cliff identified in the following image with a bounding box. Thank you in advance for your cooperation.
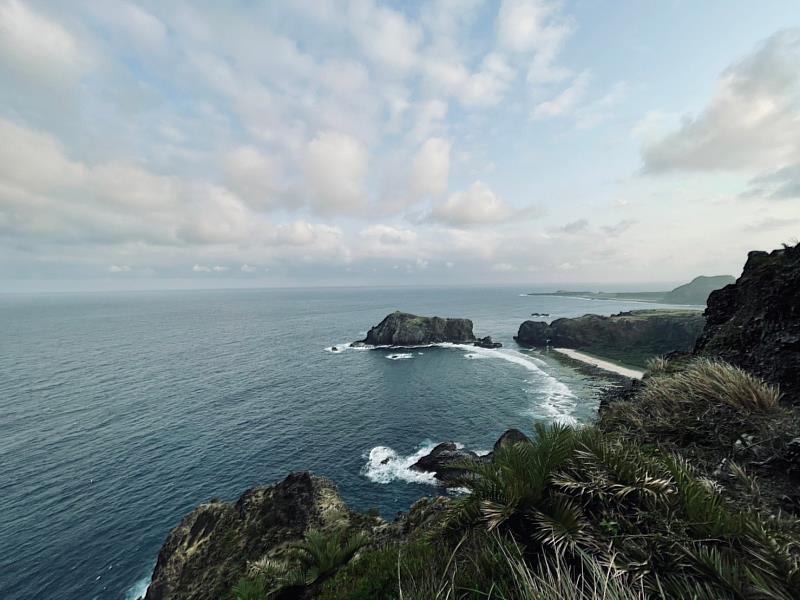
[515,309,704,367]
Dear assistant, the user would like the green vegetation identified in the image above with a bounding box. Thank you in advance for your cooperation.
[231,359,800,599]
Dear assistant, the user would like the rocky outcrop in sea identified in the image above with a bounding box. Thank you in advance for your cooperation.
[354,311,475,346]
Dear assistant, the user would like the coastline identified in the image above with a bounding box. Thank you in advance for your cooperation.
[552,347,645,379]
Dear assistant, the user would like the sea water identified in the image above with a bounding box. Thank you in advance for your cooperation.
[0,286,678,599]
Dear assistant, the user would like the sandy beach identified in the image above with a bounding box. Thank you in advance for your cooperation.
[553,348,645,379]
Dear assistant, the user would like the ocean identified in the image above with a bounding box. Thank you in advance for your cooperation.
[0,286,678,599]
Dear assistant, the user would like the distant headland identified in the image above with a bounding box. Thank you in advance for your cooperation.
[528,274,735,305]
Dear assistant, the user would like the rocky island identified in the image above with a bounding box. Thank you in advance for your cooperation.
[515,308,705,367]
[352,311,477,346]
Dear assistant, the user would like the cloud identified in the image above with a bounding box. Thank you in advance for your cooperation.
[559,219,589,233]
[0,118,86,192]
[428,181,539,226]
[741,216,800,232]
[240,263,256,272]
[496,0,573,83]
[192,264,211,272]
[0,0,87,89]
[350,0,422,73]
[533,70,590,118]
[642,29,800,173]
[222,145,286,208]
[304,131,368,212]
[108,264,131,272]
[742,164,800,200]
[410,137,451,198]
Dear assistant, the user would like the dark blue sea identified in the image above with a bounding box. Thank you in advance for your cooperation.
[0,286,681,599]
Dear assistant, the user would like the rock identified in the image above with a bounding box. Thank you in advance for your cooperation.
[410,442,480,482]
[357,311,475,346]
[530,312,550,317]
[492,428,530,452]
[473,336,502,349]
[410,429,531,484]
[694,244,800,404]
[143,472,353,600]
[515,309,705,359]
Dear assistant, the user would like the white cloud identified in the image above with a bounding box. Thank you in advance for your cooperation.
[0,118,86,192]
[0,0,87,89]
[86,1,167,53]
[642,29,800,174]
[496,0,573,84]
[429,181,535,226]
[533,70,590,118]
[108,264,131,272]
[222,146,285,208]
[350,0,422,73]
[492,262,516,272]
[192,264,211,272]
[212,265,229,272]
[240,263,256,272]
[304,132,368,212]
[410,137,451,198]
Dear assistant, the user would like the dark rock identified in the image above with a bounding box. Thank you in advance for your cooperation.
[493,428,530,452]
[357,311,475,346]
[515,309,705,358]
[694,244,800,404]
[410,442,480,482]
[473,336,502,348]
[143,472,353,600]
[411,429,531,484]
[530,312,550,317]
[597,378,644,414]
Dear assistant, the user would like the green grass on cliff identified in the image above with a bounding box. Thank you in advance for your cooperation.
[232,360,800,600]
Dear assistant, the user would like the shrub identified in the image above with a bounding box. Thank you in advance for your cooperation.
[647,358,781,412]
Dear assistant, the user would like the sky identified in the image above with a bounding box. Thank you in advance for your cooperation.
[1,0,799,292]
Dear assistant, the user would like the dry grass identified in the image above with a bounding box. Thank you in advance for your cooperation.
[644,356,670,374]
[642,358,781,413]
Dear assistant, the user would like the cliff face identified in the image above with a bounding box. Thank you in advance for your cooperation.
[515,309,705,364]
[143,472,352,600]
[360,311,475,346]
[695,245,800,404]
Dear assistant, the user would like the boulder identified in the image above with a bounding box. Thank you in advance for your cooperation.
[410,429,532,484]
[410,442,480,482]
[473,336,502,349]
[356,311,475,346]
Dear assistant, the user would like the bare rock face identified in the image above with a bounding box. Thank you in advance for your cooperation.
[695,245,800,404]
[357,311,475,346]
[143,472,351,600]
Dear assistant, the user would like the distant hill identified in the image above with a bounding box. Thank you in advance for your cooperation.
[661,275,736,304]
[529,274,735,305]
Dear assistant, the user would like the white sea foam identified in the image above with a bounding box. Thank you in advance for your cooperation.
[441,343,577,425]
[362,443,439,485]
[125,575,150,600]
[385,353,414,360]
